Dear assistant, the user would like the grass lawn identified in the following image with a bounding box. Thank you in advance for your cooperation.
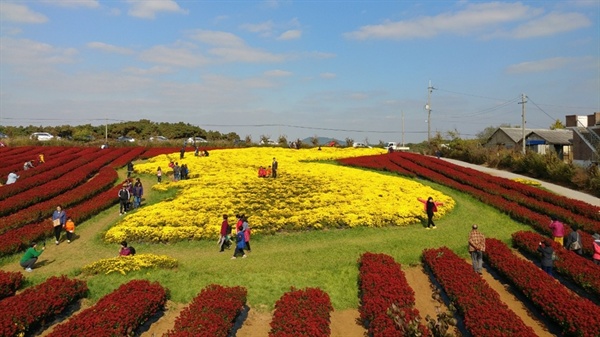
[1,170,533,312]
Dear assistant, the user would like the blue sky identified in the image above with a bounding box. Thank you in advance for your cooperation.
[1,0,598,144]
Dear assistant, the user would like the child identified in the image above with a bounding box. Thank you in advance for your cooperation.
[231,232,247,259]
[157,167,162,183]
[64,217,75,243]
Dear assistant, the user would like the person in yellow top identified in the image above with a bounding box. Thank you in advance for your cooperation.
[39,153,45,164]
[64,217,75,243]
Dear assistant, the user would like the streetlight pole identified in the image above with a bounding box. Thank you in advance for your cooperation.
[425,80,435,144]
[518,94,527,154]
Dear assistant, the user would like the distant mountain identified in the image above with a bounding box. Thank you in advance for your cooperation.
[301,137,345,146]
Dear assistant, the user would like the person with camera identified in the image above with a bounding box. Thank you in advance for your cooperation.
[20,242,45,272]
[537,240,555,276]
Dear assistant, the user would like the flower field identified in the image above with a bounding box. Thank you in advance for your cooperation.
[105,147,454,243]
[2,145,600,336]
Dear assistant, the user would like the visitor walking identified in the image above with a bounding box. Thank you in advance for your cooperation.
[537,240,555,276]
[52,205,67,245]
[564,224,583,255]
[242,215,251,252]
[549,216,565,246]
[219,214,231,252]
[132,179,144,208]
[118,184,130,215]
[127,161,134,178]
[64,217,76,243]
[20,242,45,272]
[417,197,444,229]
[231,232,247,259]
[468,224,485,274]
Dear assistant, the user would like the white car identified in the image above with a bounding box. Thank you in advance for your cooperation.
[260,139,278,145]
[187,137,207,143]
[30,132,54,141]
[352,142,370,148]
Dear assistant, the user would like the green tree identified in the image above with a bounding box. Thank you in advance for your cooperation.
[549,119,565,130]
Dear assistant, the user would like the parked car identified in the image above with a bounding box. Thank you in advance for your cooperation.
[30,132,54,141]
[259,139,278,145]
[352,142,370,148]
[187,137,207,143]
[117,136,135,143]
[150,136,169,142]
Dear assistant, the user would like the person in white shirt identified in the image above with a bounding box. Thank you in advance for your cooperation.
[6,172,19,184]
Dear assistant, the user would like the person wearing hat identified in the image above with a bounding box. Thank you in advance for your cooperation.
[468,224,486,275]
[20,242,45,272]
[593,233,600,265]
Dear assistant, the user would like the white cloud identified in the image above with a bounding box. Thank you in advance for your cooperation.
[0,37,77,69]
[0,3,48,24]
[123,66,173,75]
[278,29,302,40]
[87,42,134,55]
[41,0,100,8]
[126,0,188,19]
[511,12,591,38]
[345,2,534,40]
[240,21,274,34]
[190,30,245,47]
[320,72,336,79]
[505,56,595,74]
[209,47,285,63]
[139,45,209,67]
[264,69,292,77]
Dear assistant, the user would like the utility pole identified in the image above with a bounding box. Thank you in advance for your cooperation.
[425,80,435,144]
[518,94,527,154]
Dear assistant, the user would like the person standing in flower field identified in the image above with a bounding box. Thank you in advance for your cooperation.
[417,196,444,229]
[564,224,582,255]
[272,157,278,178]
[157,166,162,183]
[592,233,600,265]
[468,224,485,275]
[548,216,565,246]
[118,184,130,215]
[537,240,555,276]
[52,205,67,245]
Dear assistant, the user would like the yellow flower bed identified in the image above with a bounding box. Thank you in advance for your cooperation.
[105,147,454,243]
[512,178,542,187]
[82,254,178,275]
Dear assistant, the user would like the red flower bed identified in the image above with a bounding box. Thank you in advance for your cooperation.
[269,287,333,337]
[164,284,247,337]
[48,279,167,337]
[0,276,87,337]
[0,147,98,201]
[0,146,72,182]
[338,154,415,177]
[358,252,429,337]
[0,270,24,300]
[422,247,536,337]
[0,181,121,256]
[511,231,600,299]
[484,238,600,337]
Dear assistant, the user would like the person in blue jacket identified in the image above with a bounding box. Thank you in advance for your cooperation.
[231,232,247,259]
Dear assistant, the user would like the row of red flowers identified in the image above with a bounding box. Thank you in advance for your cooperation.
[269,287,333,337]
[421,247,536,337]
[511,230,600,298]
[484,238,600,337]
[0,146,74,184]
[0,147,98,202]
[0,177,121,257]
[164,284,247,337]
[358,153,598,256]
[0,270,24,300]
[401,152,600,235]
[0,147,128,219]
[358,252,429,337]
[0,275,88,337]
[338,154,415,178]
[47,279,167,337]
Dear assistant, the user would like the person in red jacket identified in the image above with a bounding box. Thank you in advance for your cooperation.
[417,197,444,229]
[219,214,232,252]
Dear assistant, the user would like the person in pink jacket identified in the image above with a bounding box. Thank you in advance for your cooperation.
[548,216,565,246]
[593,233,600,265]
